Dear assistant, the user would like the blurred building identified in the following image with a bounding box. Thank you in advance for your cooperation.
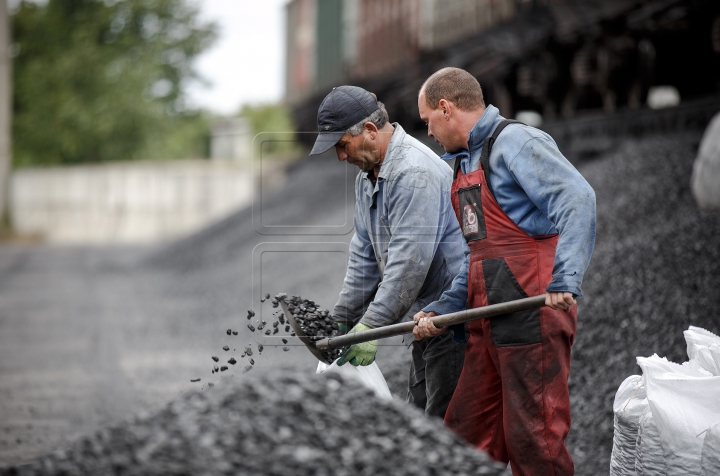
[285,0,720,138]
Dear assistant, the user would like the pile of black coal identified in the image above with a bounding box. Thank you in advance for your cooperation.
[2,369,509,476]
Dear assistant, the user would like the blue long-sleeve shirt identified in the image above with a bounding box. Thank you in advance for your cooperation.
[332,124,466,331]
[424,105,596,315]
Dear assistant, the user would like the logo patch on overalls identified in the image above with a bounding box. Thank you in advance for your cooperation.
[457,184,486,242]
[463,204,479,235]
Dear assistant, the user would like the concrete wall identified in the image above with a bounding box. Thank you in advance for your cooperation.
[210,117,253,164]
[11,160,255,244]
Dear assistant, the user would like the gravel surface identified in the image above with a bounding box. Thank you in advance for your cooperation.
[1,130,718,474]
[1,369,509,476]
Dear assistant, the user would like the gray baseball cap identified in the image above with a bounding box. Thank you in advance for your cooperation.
[310,86,379,156]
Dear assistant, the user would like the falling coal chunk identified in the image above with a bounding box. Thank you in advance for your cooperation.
[222,345,229,351]
[282,338,288,344]
[226,329,232,335]
[190,378,201,383]
[246,310,255,320]
[211,356,219,362]
[247,324,255,332]
[257,344,264,354]
[232,331,238,336]
[242,365,252,374]
[249,358,255,366]
[220,366,228,372]
[228,358,237,365]
[213,365,219,372]
[283,347,290,352]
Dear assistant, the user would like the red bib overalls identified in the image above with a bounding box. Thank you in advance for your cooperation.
[444,121,578,476]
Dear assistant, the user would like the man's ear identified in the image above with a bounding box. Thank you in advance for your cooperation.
[438,99,452,119]
[364,121,379,138]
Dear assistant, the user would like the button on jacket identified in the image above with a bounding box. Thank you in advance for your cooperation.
[332,124,467,330]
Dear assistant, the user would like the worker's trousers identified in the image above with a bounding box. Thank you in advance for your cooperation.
[407,326,466,418]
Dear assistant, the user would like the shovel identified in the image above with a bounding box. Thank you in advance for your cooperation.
[280,294,548,364]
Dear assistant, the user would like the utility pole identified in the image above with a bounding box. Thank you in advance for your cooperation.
[0,0,11,229]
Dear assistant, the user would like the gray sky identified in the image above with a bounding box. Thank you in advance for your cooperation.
[185,0,288,115]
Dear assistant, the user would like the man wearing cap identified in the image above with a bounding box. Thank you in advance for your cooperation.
[413,67,596,475]
[310,85,467,418]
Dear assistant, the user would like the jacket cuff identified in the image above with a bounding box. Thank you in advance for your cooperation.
[546,277,583,298]
[359,310,399,329]
[422,301,465,316]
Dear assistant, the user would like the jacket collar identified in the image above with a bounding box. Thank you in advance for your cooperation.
[362,122,402,196]
[378,122,403,181]
[440,105,500,161]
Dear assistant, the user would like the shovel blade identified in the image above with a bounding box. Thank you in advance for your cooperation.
[279,300,333,364]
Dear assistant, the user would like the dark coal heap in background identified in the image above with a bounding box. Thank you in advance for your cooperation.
[2,370,509,476]
[563,131,720,471]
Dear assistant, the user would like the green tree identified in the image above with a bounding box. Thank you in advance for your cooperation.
[12,0,217,166]
[239,103,298,156]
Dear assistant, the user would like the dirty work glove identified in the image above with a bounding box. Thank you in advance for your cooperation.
[337,323,377,367]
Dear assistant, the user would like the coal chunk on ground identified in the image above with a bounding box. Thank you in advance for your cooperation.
[1,369,509,476]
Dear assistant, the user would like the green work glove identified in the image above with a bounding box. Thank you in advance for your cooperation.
[337,323,377,367]
[337,321,350,336]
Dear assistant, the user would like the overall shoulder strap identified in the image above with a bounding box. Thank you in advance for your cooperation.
[480,119,523,200]
[453,154,463,180]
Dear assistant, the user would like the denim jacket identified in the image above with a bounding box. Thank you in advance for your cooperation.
[424,105,596,315]
[332,124,466,330]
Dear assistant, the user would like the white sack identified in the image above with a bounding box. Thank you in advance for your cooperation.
[685,326,720,376]
[701,421,720,476]
[610,375,648,475]
[691,112,720,209]
[685,325,720,361]
[635,411,667,476]
[637,354,720,475]
[316,360,393,401]
[695,345,720,376]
